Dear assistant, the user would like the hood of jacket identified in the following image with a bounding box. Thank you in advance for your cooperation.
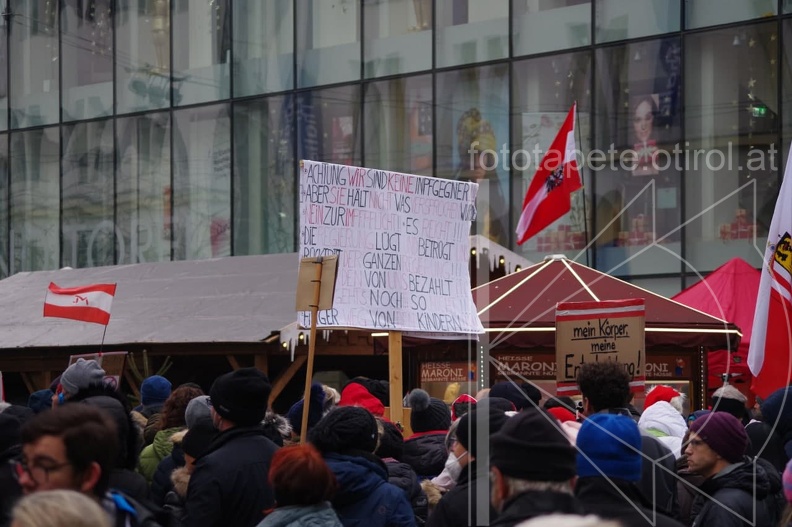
[170,466,190,499]
[384,459,421,500]
[638,401,687,439]
[324,452,388,507]
[152,427,180,460]
[701,459,772,499]
[260,502,341,527]
[402,432,447,478]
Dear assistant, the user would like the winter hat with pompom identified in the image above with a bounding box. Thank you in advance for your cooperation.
[408,389,451,433]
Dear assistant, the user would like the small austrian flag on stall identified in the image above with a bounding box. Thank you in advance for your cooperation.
[43,282,117,326]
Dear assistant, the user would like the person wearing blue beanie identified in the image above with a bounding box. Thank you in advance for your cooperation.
[286,383,326,439]
[575,414,683,527]
[28,389,54,414]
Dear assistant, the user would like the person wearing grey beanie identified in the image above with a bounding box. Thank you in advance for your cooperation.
[185,396,212,429]
[58,359,106,400]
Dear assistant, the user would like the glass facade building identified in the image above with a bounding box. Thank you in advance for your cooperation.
[0,0,789,296]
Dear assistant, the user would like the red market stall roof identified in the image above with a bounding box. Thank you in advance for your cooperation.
[672,258,760,384]
[474,255,741,351]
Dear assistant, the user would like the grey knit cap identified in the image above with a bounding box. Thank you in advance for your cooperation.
[60,358,106,395]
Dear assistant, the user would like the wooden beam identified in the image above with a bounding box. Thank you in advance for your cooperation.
[254,353,269,377]
[268,355,307,406]
[124,371,141,399]
[19,372,35,395]
[226,355,241,371]
[39,371,52,390]
[388,332,404,426]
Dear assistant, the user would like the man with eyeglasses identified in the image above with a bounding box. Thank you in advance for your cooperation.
[686,411,780,527]
[15,403,166,526]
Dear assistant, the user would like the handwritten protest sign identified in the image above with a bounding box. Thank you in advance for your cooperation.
[298,160,484,335]
[555,299,645,396]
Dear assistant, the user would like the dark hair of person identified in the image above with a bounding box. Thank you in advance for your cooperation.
[20,404,118,497]
[160,385,204,430]
[576,361,631,412]
[268,444,337,507]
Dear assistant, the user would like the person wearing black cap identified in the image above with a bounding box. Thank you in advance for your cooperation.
[427,402,509,527]
[375,418,428,526]
[184,368,279,527]
[488,407,584,526]
[577,361,679,519]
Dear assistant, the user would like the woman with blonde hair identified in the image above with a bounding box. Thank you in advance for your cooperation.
[11,490,110,527]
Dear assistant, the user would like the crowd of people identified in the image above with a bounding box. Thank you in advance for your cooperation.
[0,358,791,527]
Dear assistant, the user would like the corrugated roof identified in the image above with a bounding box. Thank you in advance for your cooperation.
[0,253,300,348]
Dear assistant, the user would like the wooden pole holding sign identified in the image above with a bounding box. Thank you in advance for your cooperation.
[388,331,403,426]
[295,255,338,444]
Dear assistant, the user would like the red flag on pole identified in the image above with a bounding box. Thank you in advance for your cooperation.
[516,103,582,245]
[43,282,117,326]
[748,145,792,399]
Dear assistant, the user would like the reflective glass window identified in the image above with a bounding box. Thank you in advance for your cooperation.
[173,104,231,260]
[436,0,508,67]
[685,0,776,30]
[0,136,7,277]
[297,86,361,166]
[364,75,432,176]
[511,52,592,261]
[116,0,171,114]
[61,0,113,121]
[233,0,293,96]
[62,120,114,268]
[595,0,680,43]
[10,128,59,272]
[512,0,590,57]
[10,0,59,128]
[172,0,231,106]
[233,96,296,255]
[0,14,9,131]
[684,23,777,272]
[594,37,683,276]
[436,65,509,245]
[363,0,431,78]
[296,0,360,88]
[116,113,171,264]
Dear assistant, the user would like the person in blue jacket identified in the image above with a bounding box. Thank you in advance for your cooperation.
[309,406,416,527]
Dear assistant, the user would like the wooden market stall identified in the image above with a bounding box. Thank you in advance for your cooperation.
[410,255,742,411]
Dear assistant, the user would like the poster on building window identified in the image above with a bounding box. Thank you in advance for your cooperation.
[298,160,484,335]
[555,299,645,396]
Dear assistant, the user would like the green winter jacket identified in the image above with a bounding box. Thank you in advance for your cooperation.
[137,427,182,484]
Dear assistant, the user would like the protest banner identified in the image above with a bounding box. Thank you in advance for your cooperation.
[298,160,484,336]
[555,299,645,396]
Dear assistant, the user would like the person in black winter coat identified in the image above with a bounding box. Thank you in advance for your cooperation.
[403,390,451,479]
[687,411,780,526]
[0,413,22,527]
[184,368,279,527]
[375,418,428,525]
[427,403,509,527]
[574,413,684,527]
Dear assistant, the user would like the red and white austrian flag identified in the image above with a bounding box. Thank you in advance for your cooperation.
[43,282,117,326]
